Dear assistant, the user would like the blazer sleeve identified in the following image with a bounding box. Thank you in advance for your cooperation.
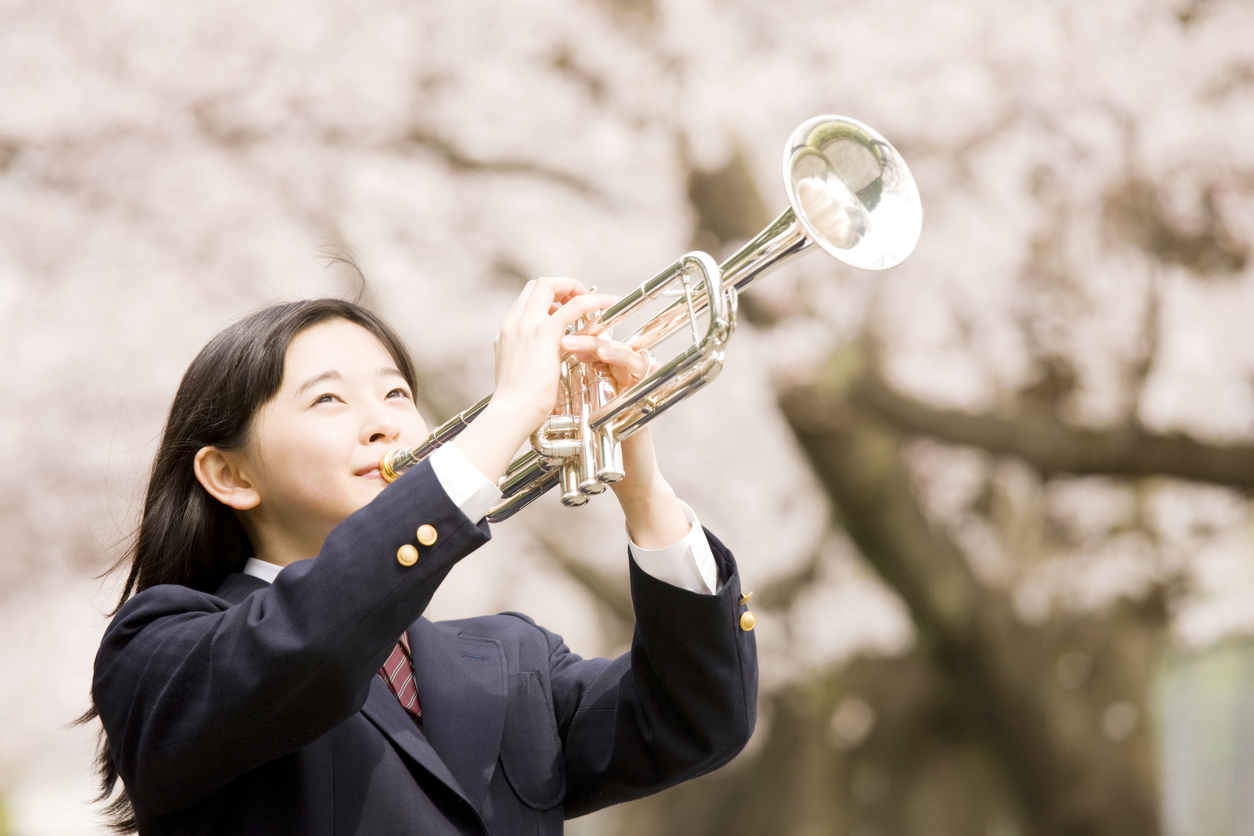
[550,528,758,817]
[91,460,490,815]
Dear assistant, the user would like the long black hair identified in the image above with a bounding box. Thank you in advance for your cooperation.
[82,298,419,832]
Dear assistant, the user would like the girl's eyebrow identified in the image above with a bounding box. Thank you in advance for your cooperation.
[294,370,341,397]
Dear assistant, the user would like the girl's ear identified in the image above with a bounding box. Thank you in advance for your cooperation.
[194,446,261,511]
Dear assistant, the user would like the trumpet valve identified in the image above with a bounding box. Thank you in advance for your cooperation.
[578,478,607,496]
[559,462,588,507]
[595,429,624,483]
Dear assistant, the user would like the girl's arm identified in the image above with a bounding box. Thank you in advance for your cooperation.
[92,460,486,815]
[539,529,757,815]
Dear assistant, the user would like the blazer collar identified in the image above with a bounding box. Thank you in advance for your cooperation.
[214,571,268,604]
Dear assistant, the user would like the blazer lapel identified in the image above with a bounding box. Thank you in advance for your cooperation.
[408,618,508,812]
[358,677,472,804]
[214,572,507,814]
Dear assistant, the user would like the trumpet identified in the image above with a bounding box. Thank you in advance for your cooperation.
[380,115,923,522]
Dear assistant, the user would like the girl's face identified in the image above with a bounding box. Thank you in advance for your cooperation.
[232,319,428,562]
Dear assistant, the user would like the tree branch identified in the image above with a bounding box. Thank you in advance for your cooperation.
[849,365,1254,490]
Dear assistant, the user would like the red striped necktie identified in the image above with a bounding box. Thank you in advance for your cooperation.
[378,632,422,723]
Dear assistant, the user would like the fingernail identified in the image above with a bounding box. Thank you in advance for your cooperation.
[597,346,614,360]
[561,336,578,349]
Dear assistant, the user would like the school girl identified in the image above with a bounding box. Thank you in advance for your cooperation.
[88,279,758,835]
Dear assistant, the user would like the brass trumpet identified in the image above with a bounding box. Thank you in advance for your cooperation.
[381,115,923,522]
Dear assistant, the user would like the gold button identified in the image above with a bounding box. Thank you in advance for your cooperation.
[397,544,419,566]
[416,524,438,546]
[740,611,756,632]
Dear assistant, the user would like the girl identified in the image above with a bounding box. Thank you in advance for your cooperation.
[89,279,758,835]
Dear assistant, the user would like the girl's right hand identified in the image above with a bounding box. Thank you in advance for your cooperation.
[451,278,616,483]
[488,277,616,431]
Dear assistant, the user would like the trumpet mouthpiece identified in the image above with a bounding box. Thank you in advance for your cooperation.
[379,449,410,483]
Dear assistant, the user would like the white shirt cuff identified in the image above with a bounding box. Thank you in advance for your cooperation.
[627,500,719,595]
[430,443,503,523]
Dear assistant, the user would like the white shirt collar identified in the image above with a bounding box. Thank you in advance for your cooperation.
[242,557,283,585]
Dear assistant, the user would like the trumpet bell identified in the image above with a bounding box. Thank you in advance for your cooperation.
[784,115,922,271]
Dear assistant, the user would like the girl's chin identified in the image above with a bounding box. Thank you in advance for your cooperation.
[356,478,389,501]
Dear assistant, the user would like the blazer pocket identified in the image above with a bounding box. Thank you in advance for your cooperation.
[499,670,567,810]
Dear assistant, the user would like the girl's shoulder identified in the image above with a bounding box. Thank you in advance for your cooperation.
[105,563,257,636]
[101,582,235,649]
[112,581,230,622]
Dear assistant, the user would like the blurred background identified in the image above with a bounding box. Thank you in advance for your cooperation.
[3,0,1254,833]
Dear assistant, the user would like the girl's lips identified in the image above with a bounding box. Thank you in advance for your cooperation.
[355,464,383,479]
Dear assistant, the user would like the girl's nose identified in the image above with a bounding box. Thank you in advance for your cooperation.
[362,406,401,445]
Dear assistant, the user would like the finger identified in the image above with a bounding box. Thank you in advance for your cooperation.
[596,342,650,377]
[549,293,617,332]
[546,277,591,307]
[594,342,650,390]
[561,335,648,369]
[504,279,538,327]
[600,353,637,391]
[534,276,589,297]
[559,336,636,390]
[589,361,630,393]
[572,300,620,338]
[559,334,602,358]
[524,277,590,320]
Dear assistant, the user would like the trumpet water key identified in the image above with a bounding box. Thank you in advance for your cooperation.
[380,115,923,522]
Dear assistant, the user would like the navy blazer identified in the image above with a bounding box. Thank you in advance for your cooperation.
[93,460,758,835]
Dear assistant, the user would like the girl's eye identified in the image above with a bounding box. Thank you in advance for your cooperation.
[386,387,412,400]
[312,393,341,405]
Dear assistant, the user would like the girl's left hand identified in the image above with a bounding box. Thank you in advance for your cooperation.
[559,333,654,394]
[559,335,690,549]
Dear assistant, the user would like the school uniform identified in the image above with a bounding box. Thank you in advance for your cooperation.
[92,448,759,835]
